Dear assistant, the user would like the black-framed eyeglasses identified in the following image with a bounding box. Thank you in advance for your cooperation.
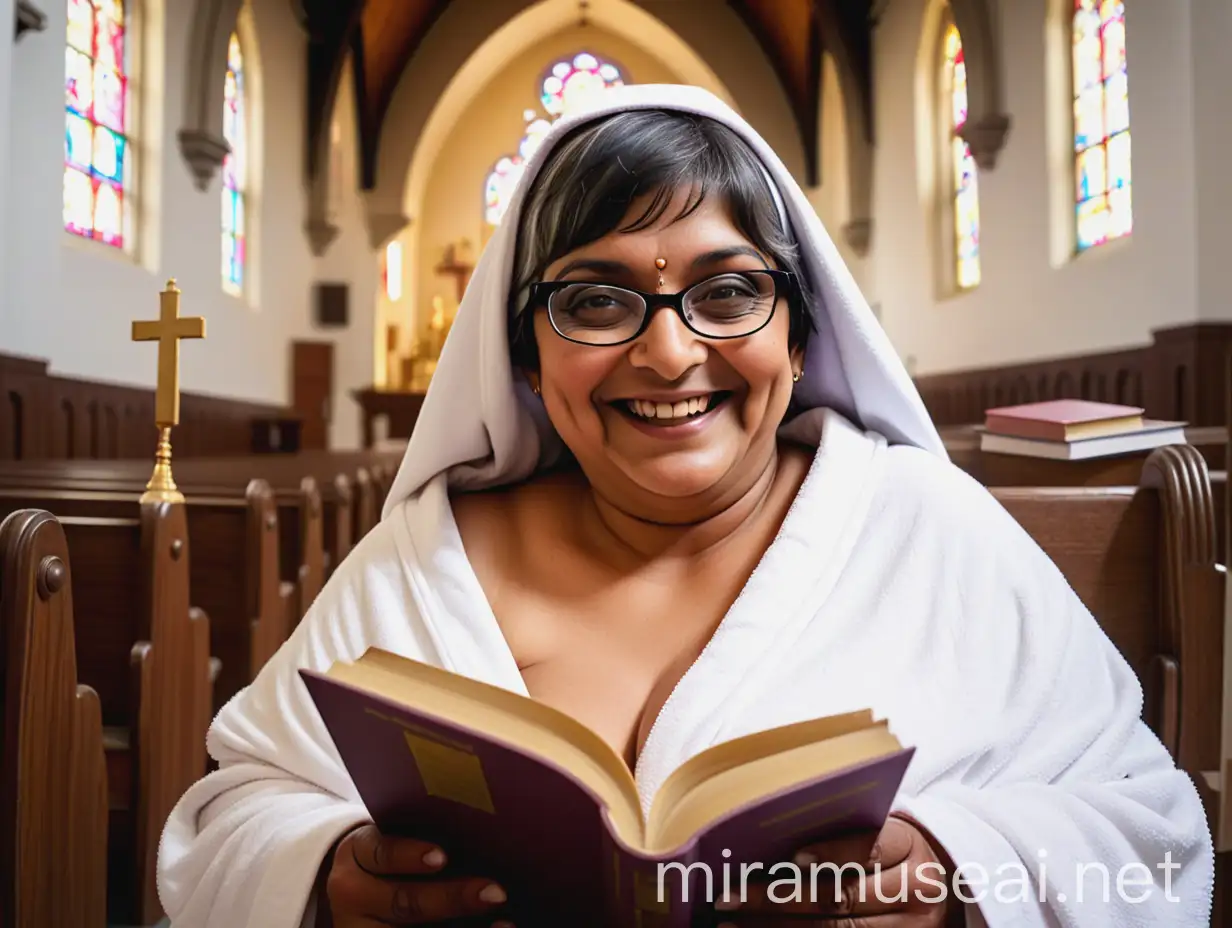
[523,269,798,347]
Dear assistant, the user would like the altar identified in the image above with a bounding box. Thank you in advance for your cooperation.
[352,387,426,449]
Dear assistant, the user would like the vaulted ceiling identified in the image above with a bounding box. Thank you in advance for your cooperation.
[296,0,875,191]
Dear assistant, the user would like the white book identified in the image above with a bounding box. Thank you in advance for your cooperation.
[978,421,1187,460]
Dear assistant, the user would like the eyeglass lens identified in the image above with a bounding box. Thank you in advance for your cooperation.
[548,271,778,344]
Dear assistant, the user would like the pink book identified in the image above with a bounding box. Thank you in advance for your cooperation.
[983,399,1145,442]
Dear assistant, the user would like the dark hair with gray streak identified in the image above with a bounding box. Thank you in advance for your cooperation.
[508,109,816,369]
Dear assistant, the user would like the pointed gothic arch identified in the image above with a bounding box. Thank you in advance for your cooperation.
[945,0,1010,169]
[177,0,246,190]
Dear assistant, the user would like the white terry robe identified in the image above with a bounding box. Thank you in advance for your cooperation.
[157,85,1213,928]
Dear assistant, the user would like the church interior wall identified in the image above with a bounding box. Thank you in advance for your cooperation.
[0,0,13,343]
[310,62,376,451]
[2,0,375,449]
[2,0,1226,450]
[871,0,1201,377]
[807,52,866,295]
[1191,0,1232,325]
[411,26,684,343]
[381,0,803,393]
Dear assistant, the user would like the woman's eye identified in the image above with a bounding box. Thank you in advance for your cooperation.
[697,282,755,301]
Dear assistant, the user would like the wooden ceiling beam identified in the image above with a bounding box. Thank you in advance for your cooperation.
[725,0,823,186]
[356,0,454,190]
[816,0,874,147]
[301,0,366,183]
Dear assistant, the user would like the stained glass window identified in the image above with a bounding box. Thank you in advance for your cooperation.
[384,241,403,301]
[944,22,980,290]
[222,33,246,295]
[64,0,129,248]
[1072,0,1131,251]
[484,52,625,226]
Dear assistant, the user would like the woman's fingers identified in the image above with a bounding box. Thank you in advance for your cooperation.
[328,867,508,925]
[328,826,509,925]
[715,917,900,928]
[347,824,449,876]
[383,875,509,924]
[715,860,910,918]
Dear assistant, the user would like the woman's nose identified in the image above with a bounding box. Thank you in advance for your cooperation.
[628,305,708,380]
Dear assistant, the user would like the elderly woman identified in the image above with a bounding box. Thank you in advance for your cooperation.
[157,85,1212,928]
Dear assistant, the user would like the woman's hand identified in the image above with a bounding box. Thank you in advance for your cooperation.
[321,824,512,926]
[713,815,961,926]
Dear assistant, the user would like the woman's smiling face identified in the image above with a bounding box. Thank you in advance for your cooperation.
[528,188,804,520]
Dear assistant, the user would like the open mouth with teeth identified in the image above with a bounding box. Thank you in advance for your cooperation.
[615,391,734,426]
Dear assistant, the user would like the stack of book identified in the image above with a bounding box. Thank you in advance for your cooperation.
[978,399,1187,460]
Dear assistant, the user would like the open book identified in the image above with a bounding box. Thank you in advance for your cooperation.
[302,648,914,927]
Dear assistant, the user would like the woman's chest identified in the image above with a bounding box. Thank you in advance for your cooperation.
[495,562,751,770]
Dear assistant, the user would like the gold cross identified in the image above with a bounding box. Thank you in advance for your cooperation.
[132,279,206,428]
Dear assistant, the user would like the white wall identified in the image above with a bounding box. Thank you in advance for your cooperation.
[1192,0,1232,323]
[870,0,1200,376]
[1,0,374,448]
[0,0,13,331]
[312,62,376,450]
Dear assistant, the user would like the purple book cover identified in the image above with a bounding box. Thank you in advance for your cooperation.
[301,669,913,926]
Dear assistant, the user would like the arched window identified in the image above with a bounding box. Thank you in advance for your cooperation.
[383,240,403,301]
[483,52,626,227]
[1072,0,1131,251]
[944,21,980,290]
[64,0,131,248]
[222,32,247,295]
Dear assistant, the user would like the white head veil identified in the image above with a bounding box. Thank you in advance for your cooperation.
[382,84,945,518]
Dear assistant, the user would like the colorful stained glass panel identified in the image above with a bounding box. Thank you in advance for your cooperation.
[485,52,626,226]
[1076,146,1107,201]
[1076,195,1108,250]
[66,47,93,116]
[97,0,123,25]
[65,111,93,170]
[540,52,624,118]
[63,168,94,236]
[67,0,92,52]
[63,0,129,248]
[1106,130,1131,188]
[91,124,124,183]
[95,14,124,70]
[94,180,122,246]
[1072,0,1131,252]
[1104,70,1129,135]
[945,23,979,289]
[484,157,523,226]
[1074,86,1103,151]
[94,64,124,131]
[222,32,246,294]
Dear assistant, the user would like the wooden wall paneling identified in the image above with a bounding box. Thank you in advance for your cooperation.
[0,352,296,461]
[913,323,1232,430]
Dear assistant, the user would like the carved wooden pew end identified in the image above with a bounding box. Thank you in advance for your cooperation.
[0,509,108,928]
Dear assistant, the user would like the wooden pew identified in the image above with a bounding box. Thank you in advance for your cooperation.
[0,495,213,924]
[992,444,1226,925]
[0,509,108,928]
[0,461,327,623]
[0,483,289,711]
[0,454,369,579]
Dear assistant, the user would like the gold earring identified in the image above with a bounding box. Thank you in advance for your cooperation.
[792,369,802,383]
[655,257,667,292]
[532,382,541,396]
